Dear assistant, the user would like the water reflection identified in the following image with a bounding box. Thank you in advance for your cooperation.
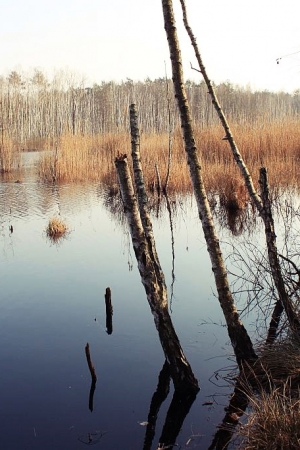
[165,194,176,310]
[208,375,248,450]
[143,362,171,449]
[1,153,283,449]
[215,200,258,236]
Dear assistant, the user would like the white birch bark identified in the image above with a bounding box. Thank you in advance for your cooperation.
[161,0,257,365]
[115,155,199,393]
[129,104,164,284]
[178,0,300,333]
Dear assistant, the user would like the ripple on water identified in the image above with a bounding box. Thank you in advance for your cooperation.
[0,167,102,224]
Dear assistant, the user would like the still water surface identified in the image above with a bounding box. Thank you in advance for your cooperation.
[0,153,263,449]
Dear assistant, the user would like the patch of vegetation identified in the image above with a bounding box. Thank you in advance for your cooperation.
[36,121,300,196]
[239,384,300,450]
[238,335,300,449]
[46,217,68,241]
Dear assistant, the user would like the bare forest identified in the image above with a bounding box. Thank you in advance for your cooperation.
[1,69,300,145]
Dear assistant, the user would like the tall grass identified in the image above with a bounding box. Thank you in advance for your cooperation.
[237,335,300,449]
[38,133,129,183]
[239,383,300,450]
[38,120,300,197]
[0,132,19,172]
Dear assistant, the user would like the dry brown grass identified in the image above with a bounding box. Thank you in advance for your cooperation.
[37,120,300,199]
[0,133,19,172]
[237,335,300,449]
[239,384,300,450]
[38,132,130,183]
[46,217,68,241]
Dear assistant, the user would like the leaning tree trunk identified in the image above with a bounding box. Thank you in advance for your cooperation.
[178,0,300,334]
[129,104,166,291]
[115,155,199,394]
[161,0,257,366]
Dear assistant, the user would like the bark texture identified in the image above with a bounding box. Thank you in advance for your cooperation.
[130,104,165,291]
[115,155,199,393]
[178,0,300,334]
[161,0,257,366]
[259,168,300,331]
[179,0,262,213]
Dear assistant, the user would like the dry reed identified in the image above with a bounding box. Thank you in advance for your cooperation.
[237,335,300,449]
[239,385,300,450]
[37,120,300,199]
[46,217,68,241]
[0,133,19,172]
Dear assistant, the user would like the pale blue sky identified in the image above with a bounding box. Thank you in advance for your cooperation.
[1,0,299,92]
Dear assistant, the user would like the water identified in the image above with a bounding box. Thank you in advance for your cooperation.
[0,153,263,449]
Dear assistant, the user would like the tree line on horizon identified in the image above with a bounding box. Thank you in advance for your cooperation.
[0,69,299,147]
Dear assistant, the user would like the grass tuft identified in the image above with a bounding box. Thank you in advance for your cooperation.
[46,217,68,241]
[239,383,300,450]
[237,334,300,449]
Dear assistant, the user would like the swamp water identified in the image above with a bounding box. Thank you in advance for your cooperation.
[0,152,273,449]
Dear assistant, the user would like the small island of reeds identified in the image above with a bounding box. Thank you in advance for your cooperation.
[46,217,68,241]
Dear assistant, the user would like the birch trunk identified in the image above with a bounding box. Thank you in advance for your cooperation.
[115,155,199,393]
[178,0,300,334]
[129,104,165,291]
[259,168,300,331]
[178,0,262,213]
[161,0,257,366]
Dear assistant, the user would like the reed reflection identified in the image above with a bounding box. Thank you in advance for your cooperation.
[216,200,257,236]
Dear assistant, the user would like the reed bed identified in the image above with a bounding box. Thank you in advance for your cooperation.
[0,133,19,172]
[38,133,130,183]
[37,120,300,201]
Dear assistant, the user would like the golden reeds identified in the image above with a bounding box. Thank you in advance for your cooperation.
[37,120,300,199]
[0,133,19,172]
[46,217,68,241]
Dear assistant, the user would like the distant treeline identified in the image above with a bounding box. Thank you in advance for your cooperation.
[0,69,300,146]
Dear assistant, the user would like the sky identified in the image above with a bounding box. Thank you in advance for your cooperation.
[1,0,300,93]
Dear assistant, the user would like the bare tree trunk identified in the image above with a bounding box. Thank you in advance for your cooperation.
[129,104,164,289]
[161,0,257,366]
[178,0,300,334]
[259,168,300,331]
[155,164,162,197]
[163,75,173,194]
[178,0,262,212]
[115,155,199,393]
